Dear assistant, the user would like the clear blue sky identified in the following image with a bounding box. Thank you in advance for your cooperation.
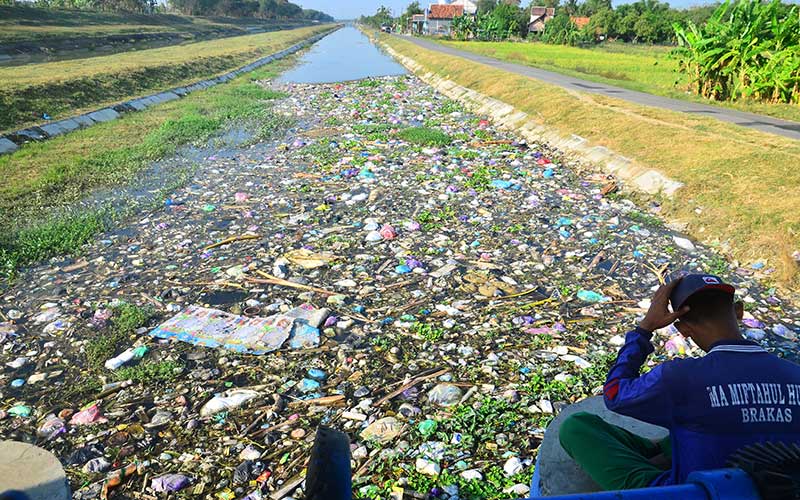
[296,0,722,19]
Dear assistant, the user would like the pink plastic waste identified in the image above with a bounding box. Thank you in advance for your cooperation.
[70,403,108,426]
[379,224,397,240]
[665,334,688,356]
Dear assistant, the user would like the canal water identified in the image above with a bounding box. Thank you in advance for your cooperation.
[277,25,407,84]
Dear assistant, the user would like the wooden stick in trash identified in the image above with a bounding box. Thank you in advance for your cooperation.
[203,234,260,251]
[373,368,450,407]
[247,271,338,296]
[470,139,513,147]
[140,293,165,310]
[287,394,345,408]
[240,411,267,437]
[254,415,298,435]
[484,287,546,301]
[270,474,305,500]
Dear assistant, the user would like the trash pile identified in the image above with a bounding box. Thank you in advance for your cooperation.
[1,74,799,500]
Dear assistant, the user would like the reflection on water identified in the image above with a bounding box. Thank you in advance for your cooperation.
[277,26,407,84]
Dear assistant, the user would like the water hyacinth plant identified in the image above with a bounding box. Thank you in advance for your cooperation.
[673,0,800,104]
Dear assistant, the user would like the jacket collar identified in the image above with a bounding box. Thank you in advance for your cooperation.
[708,338,766,354]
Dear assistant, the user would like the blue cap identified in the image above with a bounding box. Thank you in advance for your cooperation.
[669,274,735,310]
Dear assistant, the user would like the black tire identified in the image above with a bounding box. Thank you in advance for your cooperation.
[305,426,352,500]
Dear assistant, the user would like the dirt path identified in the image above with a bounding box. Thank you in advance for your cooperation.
[397,35,800,141]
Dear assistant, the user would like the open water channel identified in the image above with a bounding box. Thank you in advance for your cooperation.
[277,25,407,84]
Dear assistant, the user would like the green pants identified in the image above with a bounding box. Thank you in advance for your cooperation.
[558,412,672,491]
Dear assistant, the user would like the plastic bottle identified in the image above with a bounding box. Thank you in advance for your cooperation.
[104,346,148,370]
[200,389,259,417]
[98,379,133,398]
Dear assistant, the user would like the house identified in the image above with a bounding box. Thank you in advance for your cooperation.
[409,13,426,35]
[528,6,555,34]
[450,0,478,15]
[426,4,465,36]
[570,16,591,29]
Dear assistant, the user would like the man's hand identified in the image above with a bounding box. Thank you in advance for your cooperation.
[638,279,690,332]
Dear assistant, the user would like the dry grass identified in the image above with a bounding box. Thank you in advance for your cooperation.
[1,25,327,88]
[440,40,800,124]
[0,25,331,132]
[0,5,302,44]
[382,34,800,290]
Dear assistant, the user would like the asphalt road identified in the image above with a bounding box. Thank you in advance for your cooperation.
[398,36,800,141]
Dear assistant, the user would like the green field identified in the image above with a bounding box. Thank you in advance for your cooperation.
[440,40,800,124]
[0,24,332,132]
[0,4,306,45]
[382,33,800,292]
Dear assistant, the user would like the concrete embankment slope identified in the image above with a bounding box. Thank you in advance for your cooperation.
[373,31,800,295]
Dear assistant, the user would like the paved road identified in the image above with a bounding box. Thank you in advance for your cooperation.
[398,36,800,141]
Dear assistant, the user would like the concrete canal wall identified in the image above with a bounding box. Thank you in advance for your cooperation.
[378,37,684,199]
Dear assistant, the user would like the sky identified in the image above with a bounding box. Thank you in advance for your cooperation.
[295,0,722,19]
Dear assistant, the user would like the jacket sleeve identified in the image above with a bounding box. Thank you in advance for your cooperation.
[603,326,674,428]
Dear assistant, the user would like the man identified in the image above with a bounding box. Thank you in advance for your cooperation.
[559,274,800,490]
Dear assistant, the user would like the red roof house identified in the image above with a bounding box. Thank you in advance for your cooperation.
[428,4,465,19]
[570,16,591,29]
[426,4,465,36]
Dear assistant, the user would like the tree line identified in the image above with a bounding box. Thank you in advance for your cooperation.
[364,0,799,106]
[168,0,331,20]
[367,0,729,44]
[1,0,333,20]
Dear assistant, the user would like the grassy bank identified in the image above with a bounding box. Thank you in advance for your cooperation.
[380,34,800,291]
[0,54,298,282]
[0,24,331,132]
[0,4,307,45]
[438,40,800,124]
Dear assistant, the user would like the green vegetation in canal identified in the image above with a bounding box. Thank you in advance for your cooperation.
[380,33,800,290]
[83,303,182,386]
[397,126,452,146]
[85,303,154,371]
[353,123,395,142]
[355,396,535,499]
[411,322,446,342]
[0,57,297,284]
[437,39,800,124]
[1,211,107,279]
[354,352,616,500]
[465,166,494,192]
[0,24,332,132]
[417,206,457,231]
[627,210,664,228]
[113,303,155,335]
[115,360,184,383]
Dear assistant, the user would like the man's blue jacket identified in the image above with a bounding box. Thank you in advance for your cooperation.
[604,326,800,485]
